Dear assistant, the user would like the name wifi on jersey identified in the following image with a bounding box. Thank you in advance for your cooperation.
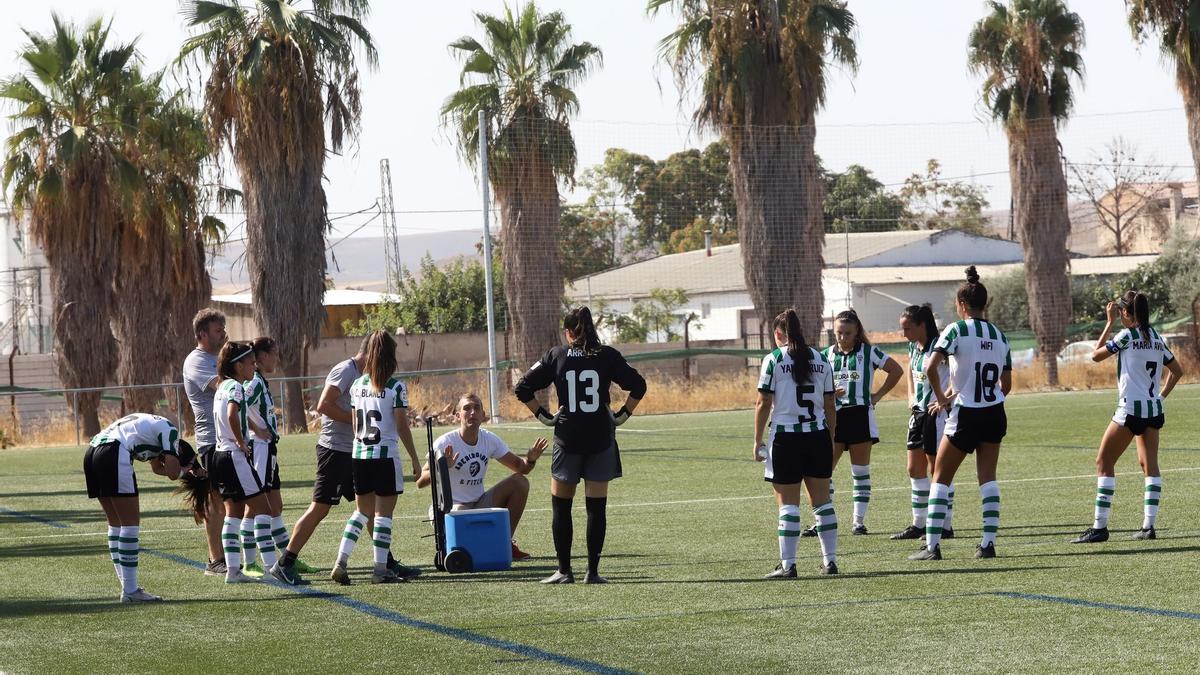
[981,340,994,351]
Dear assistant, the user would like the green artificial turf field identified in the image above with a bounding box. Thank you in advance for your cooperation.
[2,386,1199,673]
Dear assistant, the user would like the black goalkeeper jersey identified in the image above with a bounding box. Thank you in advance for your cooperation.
[514,344,647,454]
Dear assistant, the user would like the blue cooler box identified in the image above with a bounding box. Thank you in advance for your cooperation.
[445,507,512,572]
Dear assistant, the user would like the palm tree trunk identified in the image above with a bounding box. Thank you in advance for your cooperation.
[1009,119,1071,386]
[726,123,826,340]
[1177,65,1200,188]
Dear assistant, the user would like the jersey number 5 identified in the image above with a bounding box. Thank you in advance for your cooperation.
[356,409,383,444]
[795,384,816,423]
[565,370,601,413]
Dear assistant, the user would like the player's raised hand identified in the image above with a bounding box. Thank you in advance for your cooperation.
[445,445,460,466]
[528,436,548,462]
[1105,300,1120,323]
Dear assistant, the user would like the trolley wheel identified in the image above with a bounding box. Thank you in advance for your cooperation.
[445,548,472,574]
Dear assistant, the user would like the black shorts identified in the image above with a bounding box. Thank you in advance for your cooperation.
[352,456,404,497]
[946,403,1007,454]
[268,441,281,490]
[833,405,878,446]
[312,444,354,505]
[210,449,264,502]
[551,440,623,485]
[907,409,945,456]
[765,428,833,484]
[198,443,217,473]
[83,441,138,498]
[1124,414,1165,436]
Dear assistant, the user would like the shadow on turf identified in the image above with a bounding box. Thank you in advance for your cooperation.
[0,508,197,526]
[0,593,309,619]
[0,479,315,500]
[1008,544,1200,558]
[605,564,1069,586]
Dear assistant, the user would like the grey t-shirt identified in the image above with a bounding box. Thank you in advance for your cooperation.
[182,348,218,446]
[317,358,360,453]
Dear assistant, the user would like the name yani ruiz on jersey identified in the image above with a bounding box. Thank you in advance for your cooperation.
[778,363,826,375]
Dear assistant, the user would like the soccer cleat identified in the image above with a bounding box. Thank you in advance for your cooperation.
[942,527,956,539]
[891,525,924,540]
[224,569,257,584]
[851,524,869,536]
[1132,527,1157,540]
[908,544,942,561]
[120,587,163,603]
[764,564,797,579]
[1070,527,1109,544]
[799,526,818,538]
[583,572,608,584]
[371,569,408,584]
[511,541,531,562]
[387,559,422,579]
[204,559,227,576]
[291,558,319,574]
[330,564,351,586]
[819,561,839,575]
[243,561,265,577]
[268,562,305,586]
[541,571,575,584]
[975,543,997,559]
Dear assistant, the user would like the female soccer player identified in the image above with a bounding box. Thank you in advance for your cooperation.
[241,337,294,573]
[754,309,839,577]
[910,267,1011,561]
[331,330,421,584]
[1071,292,1183,544]
[84,413,194,602]
[210,341,276,582]
[891,304,956,541]
[514,306,647,584]
[820,309,902,535]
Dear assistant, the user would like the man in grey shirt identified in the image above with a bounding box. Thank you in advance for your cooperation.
[182,308,227,575]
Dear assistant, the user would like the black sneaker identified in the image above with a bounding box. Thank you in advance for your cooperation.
[890,525,923,540]
[975,543,997,559]
[819,561,839,575]
[583,572,609,584]
[1132,527,1156,540]
[268,561,306,586]
[388,558,422,579]
[943,527,956,539]
[371,569,408,584]
[851,524,868,536]
[908,544,942,561]
[1070,527,1109,544]
[541,571,575,584]
[204,559,227,576]
[800,526,818,538]
[764,563,797,579]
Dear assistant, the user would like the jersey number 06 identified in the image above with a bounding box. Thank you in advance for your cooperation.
[565,369,600,413]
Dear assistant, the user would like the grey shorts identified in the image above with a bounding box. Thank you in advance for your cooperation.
[550,441,622,485]
[454,486,495,510]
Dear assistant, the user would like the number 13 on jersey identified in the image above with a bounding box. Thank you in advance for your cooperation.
[565,370,600,413]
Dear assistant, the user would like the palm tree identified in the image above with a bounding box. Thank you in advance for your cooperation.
[442,3,602,372]
[1129,1,1200,186]
[1,16,140,436]
[969,0,1084,386]
[650,0,858,339]
[179,0,377,430]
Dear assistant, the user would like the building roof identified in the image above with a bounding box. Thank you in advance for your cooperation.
[823,254,1158,285]
[212,289,394,306]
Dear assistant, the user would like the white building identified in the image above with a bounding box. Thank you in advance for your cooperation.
[0,209,51,355]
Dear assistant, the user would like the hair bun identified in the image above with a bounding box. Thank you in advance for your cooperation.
[964,265,980,284]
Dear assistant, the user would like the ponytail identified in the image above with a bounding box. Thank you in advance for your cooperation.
[773,309,811,385]
[1120,291,1151,330]
[834,309,869,349]
[564,306,602,353]
[958,265,988,310]
[363,330,398,393]
[901,303,940,353]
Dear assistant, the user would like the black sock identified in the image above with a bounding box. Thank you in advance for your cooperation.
[585,496,607,576]
[281,549,297,568]
[551,495,574,574]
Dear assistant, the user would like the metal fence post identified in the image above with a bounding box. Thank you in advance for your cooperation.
[279,379,287,433]
[72,391,79,446]
[174,385,183,432]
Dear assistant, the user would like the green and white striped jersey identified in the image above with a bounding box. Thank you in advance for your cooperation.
[213,378,248,453]
[758,346,834,433]
[351,375,409,459]
[908,342,949,412]
[1107,326,1175,418]
[90,413,179,461]
[933,319,1011,409]
[244,371,278,443]
[823,343,891,409]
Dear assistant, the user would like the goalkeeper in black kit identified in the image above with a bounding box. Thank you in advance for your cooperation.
[514,306,647,584]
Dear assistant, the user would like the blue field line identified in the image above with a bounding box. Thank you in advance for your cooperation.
[0,506,69,528]
[991,591,1200,621]
[144,548,638,675]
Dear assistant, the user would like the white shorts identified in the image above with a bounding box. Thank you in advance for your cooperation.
[250,439,275,490]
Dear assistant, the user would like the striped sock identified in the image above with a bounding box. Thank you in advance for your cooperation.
[117,525,139,594]
[240,516,256,567]
[337,511,367,567]
[944,485,956,530]
[814,501,837,565]
[980,481,1000,547]
[1143,476,1162,529]
[814,483,835,529]
[271,515,290,551]
[926,483,949,549]
[107,525,122,585]
[777,505,801,568]
[255,515,277,567]
[373,516,393,573]
[851,464,871,526]
[222,517,241,573]
[911,477,930,528]
[1093,476,1116,529]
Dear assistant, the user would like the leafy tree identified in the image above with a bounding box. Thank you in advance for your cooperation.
[1129,1,1200,187]
[344,255,508,335]
[560,207,618,279]
[899,159,991,234]
[824,164,908,233]
[599,288,693,343]
[667,217,738,253]
[1066,137,1174,255]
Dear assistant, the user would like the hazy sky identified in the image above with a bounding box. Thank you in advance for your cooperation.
[1,1,1193,245]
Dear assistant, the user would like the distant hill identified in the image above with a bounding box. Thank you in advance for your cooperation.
[208,230,483,293]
